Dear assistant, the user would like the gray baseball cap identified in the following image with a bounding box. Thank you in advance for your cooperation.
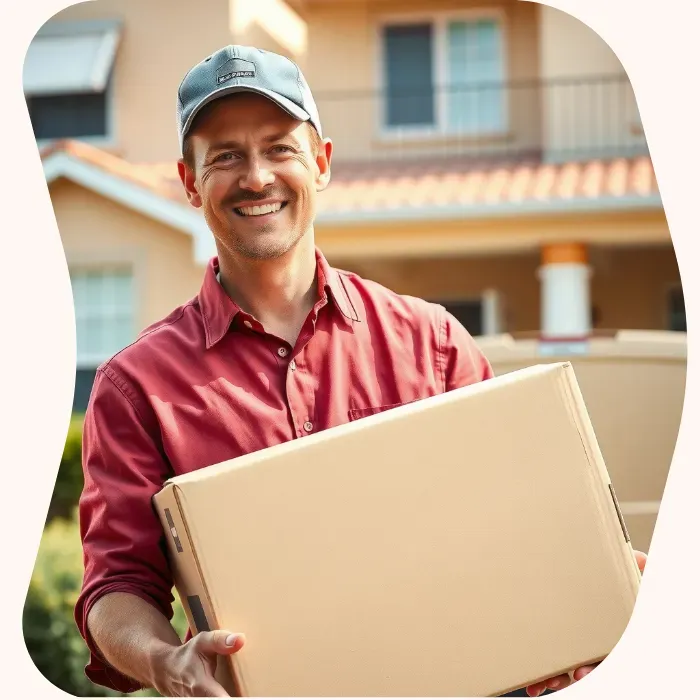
[176,45,322,153]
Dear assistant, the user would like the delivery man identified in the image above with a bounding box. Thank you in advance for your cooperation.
[75,45,646,698]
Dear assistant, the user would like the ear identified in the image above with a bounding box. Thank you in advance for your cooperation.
[315,138,333,192]
[177,158,202,208]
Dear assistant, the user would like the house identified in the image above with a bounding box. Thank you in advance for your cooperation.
[26,0,682,415]
[25,0,686,650]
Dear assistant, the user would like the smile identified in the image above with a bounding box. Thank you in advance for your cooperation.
[234,202,287,217]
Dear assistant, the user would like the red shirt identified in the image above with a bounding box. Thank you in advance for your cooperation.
[76,249,493,692]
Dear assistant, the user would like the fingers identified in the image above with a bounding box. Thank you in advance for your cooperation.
[525,680,548,697]
[195,630,246,656]
[634,550,647,574]
[572,664,598,682]
[526,672,571,697]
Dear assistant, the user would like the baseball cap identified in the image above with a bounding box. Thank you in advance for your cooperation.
[176,45,322,153]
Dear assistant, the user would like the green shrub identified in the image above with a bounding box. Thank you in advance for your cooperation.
[46,415,85,524]
[25,513,190,697]
[24,413,190,697]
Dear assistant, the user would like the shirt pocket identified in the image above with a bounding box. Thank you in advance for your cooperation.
[348,400,416,422]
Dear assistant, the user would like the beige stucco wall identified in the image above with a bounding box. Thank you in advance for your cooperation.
[316,209,671,260]
[591,246,683,330]
[49,179,205,332]
[538,4,645,158]
[304,0,541,162]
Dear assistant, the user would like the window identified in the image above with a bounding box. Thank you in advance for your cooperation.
[23,19,121,143]
[70,268,135,368]
[383,24,435,128]
[27,90,109,140]
[668,286,686,332]
[443,300,484,336]
[429,291,504,337]
[381,14,506,135]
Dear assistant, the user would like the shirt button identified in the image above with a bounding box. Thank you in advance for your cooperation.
[303,421,313,432]
[278,347,288,357]
[289,359,296,371]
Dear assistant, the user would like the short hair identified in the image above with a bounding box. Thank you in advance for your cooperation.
[182,121,322,170]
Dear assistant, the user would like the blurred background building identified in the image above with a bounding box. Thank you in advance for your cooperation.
[23,1,686,697]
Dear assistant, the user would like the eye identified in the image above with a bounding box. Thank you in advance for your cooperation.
[213,152,237,163]
[270,145,294,155]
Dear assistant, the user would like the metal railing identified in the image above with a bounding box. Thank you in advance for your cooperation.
[312,74,648,165]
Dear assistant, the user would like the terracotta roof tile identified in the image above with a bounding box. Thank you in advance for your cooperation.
[42,140,659,218]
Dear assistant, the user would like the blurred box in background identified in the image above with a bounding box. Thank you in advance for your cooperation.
[476,330,687,555]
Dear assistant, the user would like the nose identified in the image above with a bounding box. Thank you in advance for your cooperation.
[239,155,275,192]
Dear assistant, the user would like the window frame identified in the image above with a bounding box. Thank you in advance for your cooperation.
[375,7,510,141]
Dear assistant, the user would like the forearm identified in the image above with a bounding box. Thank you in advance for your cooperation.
[87,591,182,690]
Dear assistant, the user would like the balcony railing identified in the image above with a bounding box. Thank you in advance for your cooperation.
[312,74,648,165]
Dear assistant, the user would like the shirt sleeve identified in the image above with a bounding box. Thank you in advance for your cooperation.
[439,308,494,391]
[74,364,176,693]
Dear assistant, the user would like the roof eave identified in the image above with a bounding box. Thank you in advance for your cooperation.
[315,193,664,227]
[42,150,215,265]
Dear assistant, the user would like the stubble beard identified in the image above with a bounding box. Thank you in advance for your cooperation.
[232,224,306,261]
[210,213,309,262]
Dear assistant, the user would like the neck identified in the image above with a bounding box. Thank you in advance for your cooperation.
[217,236,319,338]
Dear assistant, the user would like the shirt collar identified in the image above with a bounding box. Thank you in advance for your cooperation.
[199,247,359,349]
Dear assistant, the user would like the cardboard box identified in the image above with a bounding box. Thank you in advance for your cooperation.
[153,362,641,697]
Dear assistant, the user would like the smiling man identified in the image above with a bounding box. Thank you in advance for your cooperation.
[75,46,646,698]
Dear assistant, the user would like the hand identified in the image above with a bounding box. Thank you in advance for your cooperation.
[525,550,647,697]
[153,629,246,697]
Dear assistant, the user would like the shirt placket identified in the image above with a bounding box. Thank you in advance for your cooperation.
[284,299,328,438]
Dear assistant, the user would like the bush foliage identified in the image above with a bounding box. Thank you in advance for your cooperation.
[46,414,85,523]
[24,417,188,697]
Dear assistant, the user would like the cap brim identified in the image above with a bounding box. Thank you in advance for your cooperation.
[180,85,311,148]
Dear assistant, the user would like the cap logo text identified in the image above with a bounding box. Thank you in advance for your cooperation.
[216,58,256,85]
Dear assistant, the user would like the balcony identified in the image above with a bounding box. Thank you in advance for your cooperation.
[313,74,648,167]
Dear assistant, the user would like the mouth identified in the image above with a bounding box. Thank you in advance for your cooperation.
[233,201,288,218]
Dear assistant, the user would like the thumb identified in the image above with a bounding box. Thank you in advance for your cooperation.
[195,630,246,656]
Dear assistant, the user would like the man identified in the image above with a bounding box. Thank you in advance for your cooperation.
[75,45,646,698]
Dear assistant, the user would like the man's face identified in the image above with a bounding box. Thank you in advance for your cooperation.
[178,93,331,261]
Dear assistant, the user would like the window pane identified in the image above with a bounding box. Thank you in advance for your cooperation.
[69,269,135,363]
[84,318,106,357]
[70,274,86,318]
[447,19,505,133]
[383,24,435,127]
[112,315,134,350]
[75,316,90,358]
[113,271,134,311]
[432,300,484,337]
[28,90,107,140]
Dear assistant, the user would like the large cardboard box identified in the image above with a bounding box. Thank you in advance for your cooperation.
[153,362,641,697]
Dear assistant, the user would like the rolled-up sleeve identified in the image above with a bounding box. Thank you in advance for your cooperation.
[74,364,175,693]
[440,309,494,391]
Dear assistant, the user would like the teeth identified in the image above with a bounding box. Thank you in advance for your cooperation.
[236,202,283,216]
